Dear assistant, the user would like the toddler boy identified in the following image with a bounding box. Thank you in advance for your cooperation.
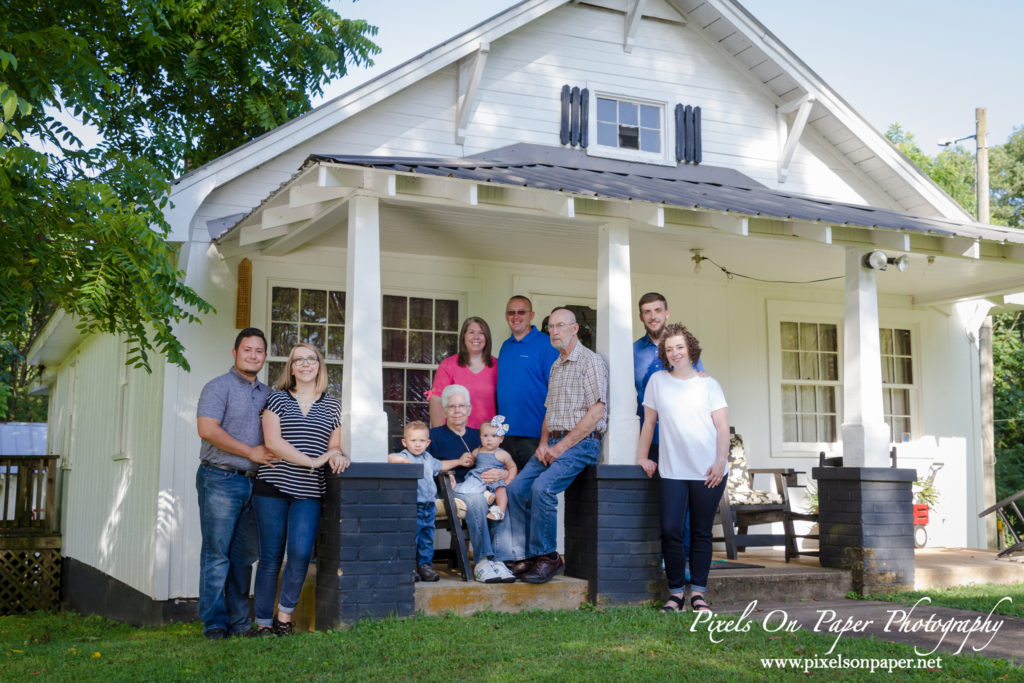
[388,421,470,582]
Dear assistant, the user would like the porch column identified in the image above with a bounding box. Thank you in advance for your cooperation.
[596,220,639,463]
[566,222,655,604]
[341,193,389,461]
[316,193,415,628]
[841,247,889,467]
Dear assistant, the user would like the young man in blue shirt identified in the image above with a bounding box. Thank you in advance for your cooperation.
[634,293,704,580]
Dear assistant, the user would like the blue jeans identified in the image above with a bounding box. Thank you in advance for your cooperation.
[252,495,321,627]
[196,464,258,635]
[454,490,496,561]
[506,435,600,559]
[660,478,726,594]
[416,502,436,566]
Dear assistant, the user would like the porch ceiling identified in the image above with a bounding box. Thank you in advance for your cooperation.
[218,145,1024,307]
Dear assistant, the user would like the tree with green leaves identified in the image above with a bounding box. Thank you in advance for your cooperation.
[991,128,1024,228]
[889,122,1024,525]
[886,123,979,219]
[0,0,379,420]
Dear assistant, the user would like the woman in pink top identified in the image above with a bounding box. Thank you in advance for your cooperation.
[428,316,498,429]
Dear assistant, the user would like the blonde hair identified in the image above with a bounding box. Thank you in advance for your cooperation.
[404,420,430,438]
[274,343,328,394]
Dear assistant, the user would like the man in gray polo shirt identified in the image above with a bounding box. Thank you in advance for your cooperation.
[195,328,277,640]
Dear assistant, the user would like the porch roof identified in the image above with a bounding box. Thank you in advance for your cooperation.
[216,143,1024,308]
[299,144,1018,246]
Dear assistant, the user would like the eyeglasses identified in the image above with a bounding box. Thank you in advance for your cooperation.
[549,322,575,330]
[292,357,319,367]
[505,309,530,316]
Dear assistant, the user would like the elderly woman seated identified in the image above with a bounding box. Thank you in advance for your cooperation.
[430,384,515,583]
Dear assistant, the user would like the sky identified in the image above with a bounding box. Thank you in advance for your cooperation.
[321,0,1023,152]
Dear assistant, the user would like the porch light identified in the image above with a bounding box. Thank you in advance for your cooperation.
[862,250,909,272]
[691,248,704,274]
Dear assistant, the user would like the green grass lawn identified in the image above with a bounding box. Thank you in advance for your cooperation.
[1,604,1016,681]
[858,582,1024,617]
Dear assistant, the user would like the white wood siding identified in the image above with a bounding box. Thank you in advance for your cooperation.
[188,2,898,244]
[49,334,164,596]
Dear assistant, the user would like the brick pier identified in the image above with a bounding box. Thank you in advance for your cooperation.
[316,463,420,628]
[812,466,917,594]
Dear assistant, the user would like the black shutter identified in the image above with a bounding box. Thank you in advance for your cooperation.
[675,103,703,164]
[579,88,589,148]
[683,105,694,163]
[674,104,684,162]
[560,85,571,145]
[693,106,702,164]
[570,86,581,146]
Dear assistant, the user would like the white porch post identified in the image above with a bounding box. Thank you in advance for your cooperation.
[342,193,389,461]
[596,220,639,464]
[841,247,890,467]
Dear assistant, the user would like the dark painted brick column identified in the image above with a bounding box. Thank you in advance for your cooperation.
[316,462,420,628]
[812,466,916,595]
[565,464,661,604]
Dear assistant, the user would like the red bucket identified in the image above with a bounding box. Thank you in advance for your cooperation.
[913,504,929,525]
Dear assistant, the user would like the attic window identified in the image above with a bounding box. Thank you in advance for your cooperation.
[588,93,670,165]
[597,97,660,152]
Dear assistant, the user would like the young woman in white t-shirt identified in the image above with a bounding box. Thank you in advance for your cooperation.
[636,323,729,614]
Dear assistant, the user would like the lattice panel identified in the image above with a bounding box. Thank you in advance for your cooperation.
[0,549,61,615]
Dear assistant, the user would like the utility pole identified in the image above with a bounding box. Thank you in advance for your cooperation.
[976,107,997,548]
[977,107,989,223]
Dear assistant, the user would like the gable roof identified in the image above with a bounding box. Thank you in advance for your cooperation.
[166,0,971,242]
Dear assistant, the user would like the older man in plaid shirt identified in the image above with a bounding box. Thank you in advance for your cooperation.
[505,307,608,584]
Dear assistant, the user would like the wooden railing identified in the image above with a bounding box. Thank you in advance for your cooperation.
[0,455,59,536]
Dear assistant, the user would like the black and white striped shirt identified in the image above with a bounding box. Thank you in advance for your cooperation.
[256,390,341,499]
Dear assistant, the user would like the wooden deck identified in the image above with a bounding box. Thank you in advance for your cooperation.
[1,455,62,615]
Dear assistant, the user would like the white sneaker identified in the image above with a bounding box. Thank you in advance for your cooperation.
[473,560,503,584]
[492,560,516,583]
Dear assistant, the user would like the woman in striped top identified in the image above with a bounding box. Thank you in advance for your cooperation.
[253,343,349,636]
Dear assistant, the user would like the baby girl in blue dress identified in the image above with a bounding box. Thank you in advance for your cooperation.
[454,416,518,520]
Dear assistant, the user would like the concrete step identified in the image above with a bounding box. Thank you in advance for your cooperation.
[914,547,1024,589]
[702,562,853,607]
[415,567,588,616]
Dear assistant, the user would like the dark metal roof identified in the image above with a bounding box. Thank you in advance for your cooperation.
[305,144,1015,243]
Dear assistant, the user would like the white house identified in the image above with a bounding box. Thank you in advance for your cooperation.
[29,0,1024,617]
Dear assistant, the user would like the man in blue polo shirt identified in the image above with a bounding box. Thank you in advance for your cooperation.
[195,328,279,640]
[496,295,560,472]
[635,293,704,580]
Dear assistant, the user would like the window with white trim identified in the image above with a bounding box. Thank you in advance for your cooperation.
[382,294,459,451]
[881,328,914,443]
[596,96,661,153]
[268,286,346,396]
[589,92,669,164]
[780,322,839,443]
[268,288,461,451]
[776,320,916,446]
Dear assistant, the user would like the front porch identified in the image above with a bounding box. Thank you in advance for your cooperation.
[413,546,1021,617]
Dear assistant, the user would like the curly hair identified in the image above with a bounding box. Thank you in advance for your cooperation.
[657,323,701,370]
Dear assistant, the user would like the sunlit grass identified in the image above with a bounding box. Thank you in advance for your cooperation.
[1,604,1017,681]
[857,582,1024,617]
